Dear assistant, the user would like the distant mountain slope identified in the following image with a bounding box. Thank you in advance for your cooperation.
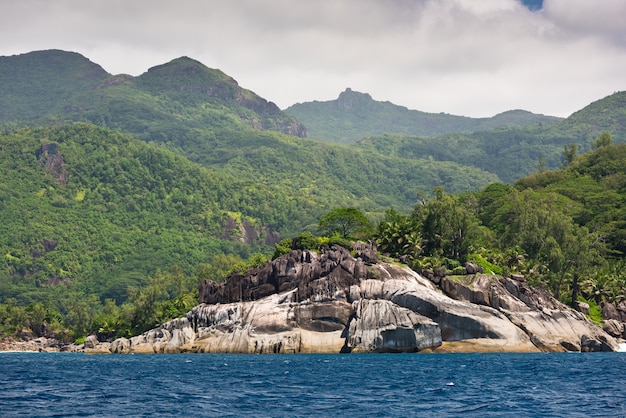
[0,50,499,205]
[357,91,626,183]
[1,49,624,207]
[0,50,109,121]
[557,91,626,139]
[0,123,300,302]
[0,50,306,137]
[285,88,562,143]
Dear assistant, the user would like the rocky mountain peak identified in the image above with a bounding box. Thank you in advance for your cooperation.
[336,88,374,110]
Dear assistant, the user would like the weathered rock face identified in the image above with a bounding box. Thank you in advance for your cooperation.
[199,244,375,305]
[107,243,618,354]
[36,143,67,185]
[343,299,441,353]
[600,301,626,339]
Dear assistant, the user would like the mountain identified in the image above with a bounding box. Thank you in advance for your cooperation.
[558,91,626,138]
[2,50,626,343]
[0,50,109,121]
[357,91,626,183]
[0,50,500,208]
[0,50,306,137]
[0,123,288,304]
[284,88,562,143]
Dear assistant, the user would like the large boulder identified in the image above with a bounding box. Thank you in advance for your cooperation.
[343,299,441,353]
[83,334,99,349]
[581,335,614,352]
[111,245,618,354]
[111,337,131,354]
[602,319,626,339]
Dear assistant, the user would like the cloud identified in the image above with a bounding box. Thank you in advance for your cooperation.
[0,0,624,117]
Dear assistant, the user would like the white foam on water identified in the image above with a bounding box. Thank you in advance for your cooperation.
[617,343,626,353]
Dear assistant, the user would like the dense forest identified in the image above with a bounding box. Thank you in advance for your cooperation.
[378,133,626,309]
[1,50,625,344]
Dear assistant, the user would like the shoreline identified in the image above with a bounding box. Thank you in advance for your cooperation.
[0,337,81,353]
[2,336,625,354]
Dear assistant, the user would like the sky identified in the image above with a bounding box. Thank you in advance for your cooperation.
[1,0,625,118]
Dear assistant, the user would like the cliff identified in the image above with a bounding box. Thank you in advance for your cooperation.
[98,243,618,354]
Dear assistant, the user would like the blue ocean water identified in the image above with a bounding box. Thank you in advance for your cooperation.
[0,352,624,417]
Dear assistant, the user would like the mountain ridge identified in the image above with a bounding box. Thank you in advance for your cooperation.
[0,50,307,138]
[285,87,562,143]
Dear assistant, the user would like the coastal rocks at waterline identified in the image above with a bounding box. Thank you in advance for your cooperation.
[0,336,81,353]
[99,243,618,354]
[600,301,626,339]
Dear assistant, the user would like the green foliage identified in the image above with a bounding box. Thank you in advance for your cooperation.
[467,253,503,276]
[285,88,562,144]
[318,207,372,239]
[2,51,626,340]
[272,239,294,260]
[197,254,246,284]
[591,132,613,150]
[577,296,603,326]
[580,260,626,305]
[375,209,423,259]
[293,231,324,251]
[326,233,354,250]
[415,188,482,260]
[561,143,578,168]
[373,141,626,306]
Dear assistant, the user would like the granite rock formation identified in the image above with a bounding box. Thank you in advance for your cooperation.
[600,301,626,339]
[106,243,618,354]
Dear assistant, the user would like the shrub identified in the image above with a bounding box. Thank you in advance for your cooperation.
[468,253,503,275]
[452,266,465,275]
[326,233,353,250]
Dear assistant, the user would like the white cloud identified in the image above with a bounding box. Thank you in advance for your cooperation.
[0,0,624,117]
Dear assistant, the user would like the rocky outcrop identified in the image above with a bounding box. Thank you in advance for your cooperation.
[430,273,618,352]
[0,336,86,352]
[343,299,441,353]
[103,243,618,354]
[36,142,67,184]
[600,301,626,339]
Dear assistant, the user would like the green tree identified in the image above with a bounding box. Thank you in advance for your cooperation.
[537,157,547,173]
[375,209,422,259]
[416,187,481,260]
[197,254,246,283]
[498,190,603,301]
[591,132,613,150]
[318,207,371,239]
[561,143,578,168]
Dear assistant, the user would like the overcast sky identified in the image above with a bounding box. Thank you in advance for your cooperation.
[1,0,625,117]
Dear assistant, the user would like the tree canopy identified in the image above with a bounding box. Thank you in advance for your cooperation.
[318,207,371,239]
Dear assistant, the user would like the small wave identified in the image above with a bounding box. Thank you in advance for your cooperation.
[617,343,626,353]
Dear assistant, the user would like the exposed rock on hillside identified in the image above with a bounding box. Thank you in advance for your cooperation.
[104,243,617,354]
[600,301,626,339]
[36,142,67,185]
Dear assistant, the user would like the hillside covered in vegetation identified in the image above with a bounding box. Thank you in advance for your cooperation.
[373,135,626,317]
[1,49,625,345]
[285,87,562,143]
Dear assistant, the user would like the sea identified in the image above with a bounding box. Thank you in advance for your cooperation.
[1,351,625,417]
